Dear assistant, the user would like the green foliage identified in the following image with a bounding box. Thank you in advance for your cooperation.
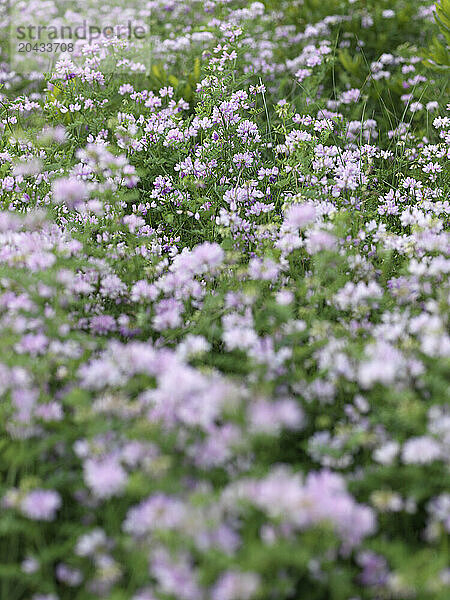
[423,0,450,69]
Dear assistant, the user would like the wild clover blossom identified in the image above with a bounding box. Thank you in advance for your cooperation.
[52,177,88,209]
[402,436,442,465]
[20,490,61,521]
[83,456,128,498]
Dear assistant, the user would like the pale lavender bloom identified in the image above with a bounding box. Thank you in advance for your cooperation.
[223,325,258,351]
[35,402,63,422]
[358,341,407,388]
[190,424,241,468]
[12,158,42,177]
[249,399,304,434]
[171,242,224,276]
[195,523,241,555]
[12,388,38,423]
[306,231,337,253]
[233,151,254,168]
[410,102,423,113]
[124,494,187,537]
[83,456,127,499]
[402,436,442,464]
[426,101,439,112]
[131,280,158,302]
[230,467,375,547]
[75,528,108,557]
[119,84,134,95]
[90,315,116,334]
[100,274,127,298]
[2,176,15,191]
[357,551,389,586]
[21,489,61,521]
[88,554,122,595]
[427,494,450,533]
[334,281,383,311]
[276,289,294,305]
[153,298,183,330]
[334,161,365,191]
[222,310,258,351]
[21,557,39,574]
[295,68,312,82]
[440,568,450,585]
[373,441,400,465]
[303,470,376,546]
[176,334,210,359]
[38,125,66,144]
[211,571,260,600]
[16,333,48,356]
[143,361,229,429]
[56,563,83,586]
[120,441,158,467]
[248,257,280,281]
[123,214,145,233]
[133,590,157,600]
[340,88,361,104]
[150,549,202,600]
[52,177,88,209]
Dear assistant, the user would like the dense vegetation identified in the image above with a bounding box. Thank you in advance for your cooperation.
[0,1,449,599]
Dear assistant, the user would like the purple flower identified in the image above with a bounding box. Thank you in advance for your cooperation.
[402,436,442,464]
[56,563,83,586]
[21,557,39,574]
[211,571,260,600]
[249,399,304,434]
[35,402,63,422]
[83,456,127,499]
[357,551,389,587]
[90,315,116,334]
[52,177,88,209]
[150,549,202,600]
[21,489,61,521]
[306,231,337,253]
[124,494,186,537]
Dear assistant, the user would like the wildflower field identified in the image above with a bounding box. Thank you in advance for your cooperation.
[0,0,449,599]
